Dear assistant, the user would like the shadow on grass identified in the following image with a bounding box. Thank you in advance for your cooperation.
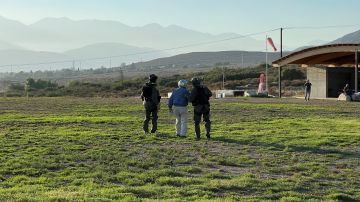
[212,136,359,158]
[212,136,252,145]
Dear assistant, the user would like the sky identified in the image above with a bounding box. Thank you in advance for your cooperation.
[0,0,360,48]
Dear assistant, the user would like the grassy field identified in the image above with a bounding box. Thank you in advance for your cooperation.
[0,97,359,201]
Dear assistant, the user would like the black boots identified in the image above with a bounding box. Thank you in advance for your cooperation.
[195,124,211,139]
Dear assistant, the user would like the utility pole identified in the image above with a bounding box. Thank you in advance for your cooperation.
[222,56,228,90]
[355,49,359,93]
[241,52,244,67]
[280,28,283,58]
[3,80,5,97]
[279,27,283,98]
[120,69,124,84]
[222,66,225,90]
[265,35,268,92]
[25,79,29,99]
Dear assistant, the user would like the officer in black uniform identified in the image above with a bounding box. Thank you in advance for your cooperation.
[189,77,212,139]
[141,74,161,134]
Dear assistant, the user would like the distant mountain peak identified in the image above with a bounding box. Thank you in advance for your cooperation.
[141,23,163,29]
[165,24,206,34]
[32,17,75,24]
[330,29,360,44]
[0,15,26,25]
[167,24,181,28]
[38,16,73,22]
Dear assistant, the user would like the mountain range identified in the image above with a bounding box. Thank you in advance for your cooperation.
[0,16,268,53]
[0,15,359,72]
[330,29,360,44]
[0,16,267,71]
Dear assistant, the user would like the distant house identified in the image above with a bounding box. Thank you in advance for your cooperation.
[273,44,360,98]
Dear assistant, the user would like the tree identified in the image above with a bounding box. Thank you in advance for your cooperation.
[26,78,35,88]
[282,68,305,80]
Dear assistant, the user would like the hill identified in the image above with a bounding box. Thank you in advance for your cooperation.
[330,29,360,44]
[135,51,282,69]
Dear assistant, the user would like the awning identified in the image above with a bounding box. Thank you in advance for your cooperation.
[273,44,360,67]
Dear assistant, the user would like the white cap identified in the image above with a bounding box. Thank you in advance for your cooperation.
[178,79,187,87]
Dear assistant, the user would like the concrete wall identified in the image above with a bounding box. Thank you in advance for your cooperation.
[307,67,327,98]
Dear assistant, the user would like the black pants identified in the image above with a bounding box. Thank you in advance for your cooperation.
[193,104,211,137]
[305,89,311,101]
[143,101,158,133]
[346,91,353,101]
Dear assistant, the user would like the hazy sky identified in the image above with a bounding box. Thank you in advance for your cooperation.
[1,0,360,47]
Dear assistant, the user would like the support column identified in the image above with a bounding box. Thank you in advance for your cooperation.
[278,66,282,97]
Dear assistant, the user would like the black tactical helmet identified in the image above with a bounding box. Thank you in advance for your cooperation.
[149,74,158,82]
[191,77,201,86]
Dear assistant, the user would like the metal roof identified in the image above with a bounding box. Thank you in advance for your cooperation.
[272,44,360,67]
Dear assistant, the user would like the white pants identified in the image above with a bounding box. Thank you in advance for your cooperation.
[173,106,188,136]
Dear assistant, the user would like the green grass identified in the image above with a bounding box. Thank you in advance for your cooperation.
[0,97,359,201]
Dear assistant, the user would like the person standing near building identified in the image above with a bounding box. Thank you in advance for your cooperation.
[141,74,161,134]
[189,77,212,139]
[343,83,353,101]
[257,73,266,94]
[168,80,190,137]
[304,80,312,101]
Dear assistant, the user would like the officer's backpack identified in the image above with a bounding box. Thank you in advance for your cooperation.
[142,84,153,101]
[193,86,210,105]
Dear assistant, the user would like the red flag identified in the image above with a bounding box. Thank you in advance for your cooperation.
[267,37,277,52]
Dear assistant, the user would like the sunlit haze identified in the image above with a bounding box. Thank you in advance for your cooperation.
[1,0,360,48]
